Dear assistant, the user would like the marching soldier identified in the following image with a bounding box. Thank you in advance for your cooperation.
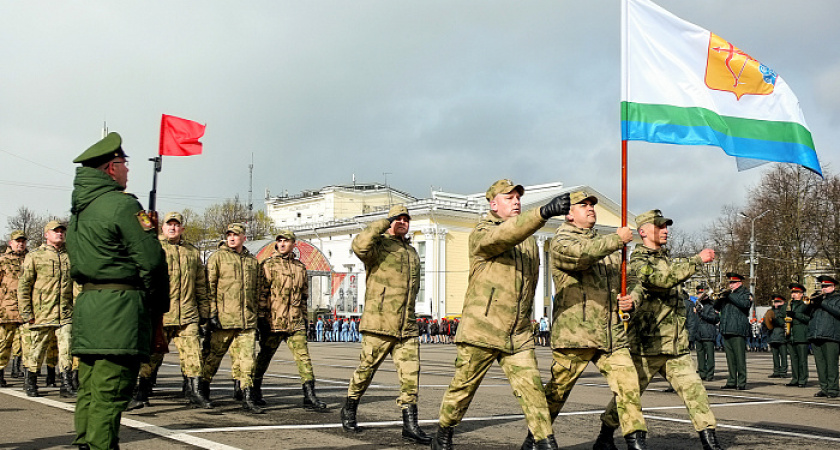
[806,275,840,398]
[785,283,809,387]
[600,210,724,450]
[521,190,647,450]
[203,223,264,413]
[0,230,28,387]
[432,180,570,450]
[340,205,431,444]
[67,132,169,449]
[254,230,326,410]
[767,294,789,379]
[695,286,720,381]
[17,221,75,397]
[715,272,752,390]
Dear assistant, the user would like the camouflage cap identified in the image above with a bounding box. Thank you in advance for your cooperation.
[163,212,184,224]
[635,209,673,228]
[226,223,246,235]
[44,220,67,232]
[569,190,598,205]
[73,132,128,167]
[275,229,296,241]
[9,230,27,241]
[485,179,524,201]
[387,204,411,220]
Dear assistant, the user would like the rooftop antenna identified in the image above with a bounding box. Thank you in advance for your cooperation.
[383,172,393,207]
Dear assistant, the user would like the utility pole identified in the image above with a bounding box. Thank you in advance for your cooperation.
[383,172,392,208]
[248,153,254,239]
[741,209,771,296]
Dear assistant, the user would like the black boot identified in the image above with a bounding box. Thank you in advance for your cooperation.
[60,370,77,398]
[520,430,536,450]
[149,364,160,387]
[233,379,243,401]
[593,422,618,450]
[126,377,152,411]
[534,435,560,450]
[340,397,362,432]
[45,366,57,387]
[11,356,23,378]
[252,377,266,406]
[624,431,648,450]
[302,380,326,410]
[431,424,454,450]
[188,377,214,409]
[179,375,189,398]
[199,378,212,402]
[0,369,6,387]
[242,387,265,414]
[71,369,80,391]
[401,404,431,444]
[24,369,39,397]
[698,428,724,450]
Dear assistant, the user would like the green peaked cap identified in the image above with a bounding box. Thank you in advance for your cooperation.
[73,132,126,166]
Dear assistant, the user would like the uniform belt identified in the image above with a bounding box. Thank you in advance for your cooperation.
[82,283,140,291]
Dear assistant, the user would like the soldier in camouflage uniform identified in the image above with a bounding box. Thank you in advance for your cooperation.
[0,230,28,387]
[127,212,212,410]
[340,205,431,445]
[203,222,264,413]
[432,180,570,450]
[521,191,647,450]
[784,283,809,387]
[254,230,327,410]
[601,210,724,450]
[17,221,75,397]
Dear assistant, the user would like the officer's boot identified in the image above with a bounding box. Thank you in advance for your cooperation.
[233,379,243,401]
[302,380,327,410]
[45,366,57,387]
[624,431,648,450]
[400,404,431,444]
[593,422,619,450]
[60,370,77,398]
[0,369,7,387]
[24,368,39,397]
[430,424,454,450]
[251,376,266,406]
[534,435,560,450]
[340,397,362,432]
[520,430,536,450]
[126,377,151,411]
[698,428,724,450]
[242,387,265,414]
[11,356,23,378]
[188,377,213,409]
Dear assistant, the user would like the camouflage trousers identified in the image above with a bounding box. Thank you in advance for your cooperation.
[255,330,314,384]
[545,348,646,435]
[25,324,72,372]
[202,328,256,388]
[603,353,716,432]
[347,333,420,407]
[438,344,553,441]
[0,322,24,369]
[140,323,203,378]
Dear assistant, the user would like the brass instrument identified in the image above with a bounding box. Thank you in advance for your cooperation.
[785,298,793,337]
[764,308,775,331]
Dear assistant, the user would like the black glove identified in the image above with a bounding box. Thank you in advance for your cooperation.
[540,193,571,220]
[786,310,795,318]
[812,296,824,307]
[209,316,222,331]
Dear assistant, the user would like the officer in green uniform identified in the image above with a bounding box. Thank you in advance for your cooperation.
[715,273,751,390]
[807,275,840,398]
[0,230,28,387]
[695,286,720,381]
[600,210,724,450]
[432,180,570,450]
[67,132,169,450]
[767,294,789,378]
[340,205,430,445]
[784,283,809,387]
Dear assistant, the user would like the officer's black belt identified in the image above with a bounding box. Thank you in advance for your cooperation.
[82,283,140,291]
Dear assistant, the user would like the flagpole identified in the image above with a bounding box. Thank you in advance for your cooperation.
[620,0,630,331]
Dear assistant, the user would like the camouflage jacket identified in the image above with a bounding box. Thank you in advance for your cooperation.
[550,223,638,351]
[207,245,261,330]
[17,244,74,327]
[715,285,752,337]
[260,249,308,333]
[0,248,27,324]
[456,208,546,353]
[160,236,210,326]
[627,245,703,356]
[352,218,420,338]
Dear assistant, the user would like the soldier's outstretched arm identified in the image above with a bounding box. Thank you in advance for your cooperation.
[471,208,546,259]
[629,254,702,291]
[551,233,624,272]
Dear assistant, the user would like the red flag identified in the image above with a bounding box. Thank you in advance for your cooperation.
[159,114,205,156]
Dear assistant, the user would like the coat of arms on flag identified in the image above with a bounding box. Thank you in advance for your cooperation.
[705,33,777,100]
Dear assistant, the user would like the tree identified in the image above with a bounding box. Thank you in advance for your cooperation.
[6,206,47,247]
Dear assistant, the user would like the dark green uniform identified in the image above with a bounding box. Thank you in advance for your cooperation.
[695,295,719,381]
[67,134,168,450]
[767,302,789,377]
[806,292,840,397]
[715,285,752,389]
[786,299,810,386]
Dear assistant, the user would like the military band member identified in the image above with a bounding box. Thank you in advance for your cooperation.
[600,210,724,450]
[340,205,431,445]
[785,283,809,387]
[807,275,840,398]
[767,294,789,379]
[432,180,570,450]
[0,230,28,387]
[695,286,720,381]
[254,230,326,410]
[715,272,752,390]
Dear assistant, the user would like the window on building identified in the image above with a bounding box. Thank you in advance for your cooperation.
[417,241,426,306]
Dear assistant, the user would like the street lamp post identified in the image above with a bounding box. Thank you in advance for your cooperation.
[741,210,771,296]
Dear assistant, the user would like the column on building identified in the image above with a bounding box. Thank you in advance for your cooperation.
[437,228,447,318]
[422,227,436,317]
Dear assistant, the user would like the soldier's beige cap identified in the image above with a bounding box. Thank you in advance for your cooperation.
[73,132,128,167]
[635,209,673,228]
[44,220,67,232]
[485,179,524,201]
[163,212,184,224]
[9,230,27,241]
[387,204,411,220]
[569,190,598,205]
[275,229,296,241]
[226,223,246,235]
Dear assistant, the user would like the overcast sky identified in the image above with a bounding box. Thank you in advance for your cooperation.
[2,0,838,239]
